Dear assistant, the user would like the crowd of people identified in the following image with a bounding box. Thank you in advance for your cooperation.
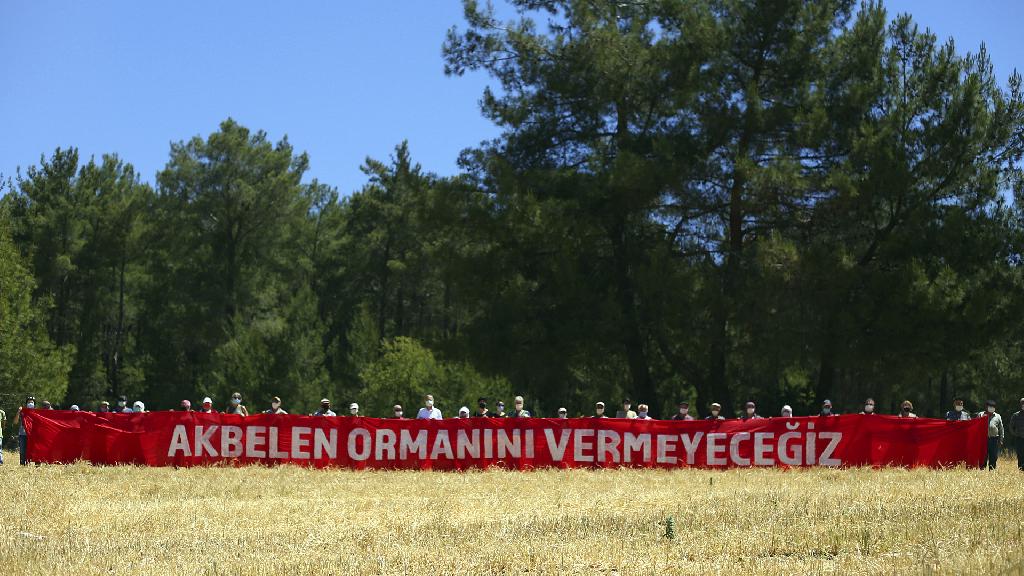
[3,393,1022,470]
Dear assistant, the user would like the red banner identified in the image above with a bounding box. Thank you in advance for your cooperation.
[22,410,987,469]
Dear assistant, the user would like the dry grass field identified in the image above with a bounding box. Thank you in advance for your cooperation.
[1,450,1022,575]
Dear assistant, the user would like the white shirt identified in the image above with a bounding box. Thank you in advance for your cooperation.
[416,407,443,420]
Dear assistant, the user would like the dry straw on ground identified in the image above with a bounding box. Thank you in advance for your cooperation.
[1,450,1022,575]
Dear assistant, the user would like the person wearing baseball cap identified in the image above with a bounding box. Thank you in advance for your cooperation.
[980,400,1004,470]
[264,396,287,414]
[348,403,360,416]
[557,407,568,419]
[198,397,216,414]
[457,406,470,418]
[705,402,724,420]
[672,401,694,421]
[1009,398,1024,470]
[313,399,336,416]
[741,401,762,421]
[593,401,607,418]
[780,405,793,417]
[819,399,836,416]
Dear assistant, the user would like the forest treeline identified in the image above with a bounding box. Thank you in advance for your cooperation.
[2,0,1024,418]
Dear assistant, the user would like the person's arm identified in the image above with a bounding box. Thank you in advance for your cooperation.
[240,406,249,417]
[999,416,1006,443]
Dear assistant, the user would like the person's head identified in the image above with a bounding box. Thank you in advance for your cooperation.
[117,395,127,407]
[678,401,689,415]
[1019,397,1024,411]
[393,404,403,418]
[986,400,996,413]
[821,399,832,414]
[710,402,722,416]
[496,401,505,413]
[271,396,282,410]
[637,403,649,417]
[953,398,965,411]
[132,401,144,413]
[595,401,605,415]
[557,407,568,419]
[477,397,487,411]
[180,399,191,411]
[98,400,109,412]
[901,400,913,414]
[864,398,875,413]
[70,404,80,411]
[320,398,331,411]
[202,397,213,411]
[25,395,36,408]
[458,406,470,418]
[41,400,52,409]
[745,401,756,415]
[623,398,632,410]
[781,405,793,417]
[514,395,524,410]
[424,394,434,408]
[349,402,359,415]
[231,392,242,405]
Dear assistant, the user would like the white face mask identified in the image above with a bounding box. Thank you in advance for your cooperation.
[394,411,403,417]
[782,411,792,417]
[746,407,755,415]
[638,411,648,418]
[679,408,688,415]
[425,400,434,408]
[864,405,874,413]
[954,405,963,412]
[118,401,126,407]
[711,410,720,416]
[272,402,281,410]
[350,408,358,414]
[596,407,605,415]
[987,406,995,413]
[558,413,567,418]
[27,402,35,409]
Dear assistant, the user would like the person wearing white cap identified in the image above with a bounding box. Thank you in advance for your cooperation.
[198,397,216,413]
[313,399,336,416]
[416,394,442,420]
[705,403,724,420]
[819,399,836,416]
[458,406,470,418]
[132,401,145,413]
[348,403,360,416]
[780,405,793,417]
[70,405,80,411]
[593,401,607,418]
[556,407,568,418]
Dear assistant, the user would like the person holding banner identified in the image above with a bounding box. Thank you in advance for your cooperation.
[493,401,507,418]
[741,402,762,421]
[416,395,442,419]
[860,398,876,415]
[897,401,917,418]
[179,400,192,412]
[705,403,724,420]
[945,398,970,421]
[12,396,34,465]
[198,398,216,414]
[594,402,608,418]
[780,405,793,417]
[226,392,248,416]
[313,399,336,416]
[557,407,568,419]
[264,396,287,415]
[615,399,637,419]
[508,396,531,418]
[392,404,405,419]
[671,401,694,421]
[636,404,653,420]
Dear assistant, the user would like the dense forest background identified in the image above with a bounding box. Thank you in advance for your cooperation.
[2,0,1024,419]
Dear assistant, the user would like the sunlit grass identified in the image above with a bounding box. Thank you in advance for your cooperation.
[2,450,1022,575]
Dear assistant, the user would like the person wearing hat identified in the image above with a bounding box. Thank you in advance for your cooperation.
[672,401,694,421]
[741,401,762,421]
[457,406,470,418]
[198,397,216,414]
[493,400,507,418]
[897,400,917,418]
[860,398,876,415]
[556,407,568,419]
[131,401,146,413]
[416,394,442,419]
[391,404,405,419]
[615,399,637,419]
[636,404,653,420]
[12,396,35,465]
[945,398,970,421]
[97,400,111,413]
[70,405,80,412]
[594,402,608,418]
[264,397,287,414]
[1008,398,1024,470]
[116,395,129,412]
[313,399,336,417]
[472,398,491,418]
[40,401,53,410]
[819,400,836,416]
[978,400,1004,470]
[705,403,725,420]
[348,403,360,416]
[179,400,193,412]
[780,405,793,417]
[225,392,248,416]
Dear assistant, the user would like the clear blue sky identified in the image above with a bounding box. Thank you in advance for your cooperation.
[1,1,1020,196]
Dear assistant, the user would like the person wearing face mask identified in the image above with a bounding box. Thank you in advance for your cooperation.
[819,399,836,416]
[615,399,637,419]
[458,406,470,419]
[705,402,725,420]
[635,404,653,420]
[416,394,442,419]
[897,401,917,418]
[131,401,146,413]
[313,399,337,416]
[779,405,794,417]
[945,398,970,421]
[225,392,248,416]
[594,402,608,418]
[198,397,217,414]
[97,400,111,413]
[672,401,694,421]
[493,401,507,418]
[859,398,876,415]
[1008,398,1024,471]
[117,396,132,413]
[741,401,762,421]
[391,404,405,419]
[264,396,287,415]
[472,398,491,418]
[977,400,1004,470]
[13,396,36,465]
[179,400,193,412]
[348,403,361,416]
[508,396,531,418]
[557,407,568,419]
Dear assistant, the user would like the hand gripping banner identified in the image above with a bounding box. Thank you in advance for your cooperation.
[22,410,987,469]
